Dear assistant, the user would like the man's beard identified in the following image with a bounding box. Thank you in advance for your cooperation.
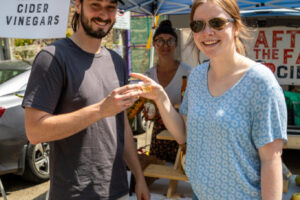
[80,7,115,39]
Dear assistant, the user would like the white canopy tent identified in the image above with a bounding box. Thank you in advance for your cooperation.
[119,0,300,68]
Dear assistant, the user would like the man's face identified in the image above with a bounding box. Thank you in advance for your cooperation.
[79,0,118,39]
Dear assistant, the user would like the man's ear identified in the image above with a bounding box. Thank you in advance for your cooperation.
[75,0,82,15]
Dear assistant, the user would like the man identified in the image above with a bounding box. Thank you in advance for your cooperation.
[22,0,150,199]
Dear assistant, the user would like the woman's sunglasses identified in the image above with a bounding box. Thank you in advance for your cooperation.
[190,17,235,33]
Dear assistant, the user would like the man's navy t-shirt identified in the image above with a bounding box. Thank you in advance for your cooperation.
[22,38,129,200]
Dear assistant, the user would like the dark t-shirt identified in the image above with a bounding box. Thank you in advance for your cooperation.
[22,38,129,200]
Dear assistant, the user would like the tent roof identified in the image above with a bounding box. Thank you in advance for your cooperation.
[119,0,300,16]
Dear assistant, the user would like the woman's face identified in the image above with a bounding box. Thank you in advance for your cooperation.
[192,1,236,60]
[153,34,177,58]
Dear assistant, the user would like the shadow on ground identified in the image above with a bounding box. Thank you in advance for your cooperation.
[0,174,49,200]
[32,191,48,200]
[1,174,36,193]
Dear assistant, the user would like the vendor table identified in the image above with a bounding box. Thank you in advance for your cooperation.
[143,130,188,198]
[283,175,300,200]
[286,126,300,149]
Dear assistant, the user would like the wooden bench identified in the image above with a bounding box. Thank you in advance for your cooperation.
[143,130,189,198]
[143,164,188,181]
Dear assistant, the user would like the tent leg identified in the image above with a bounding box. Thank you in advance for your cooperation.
[0,177,7,200]
[0,38,4,60]
[148,16,157,69]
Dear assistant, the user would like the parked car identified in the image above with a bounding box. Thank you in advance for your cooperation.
[0,60,49,182]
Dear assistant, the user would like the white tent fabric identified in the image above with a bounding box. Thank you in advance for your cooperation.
[119,0,300,68]
[119,0,300,15]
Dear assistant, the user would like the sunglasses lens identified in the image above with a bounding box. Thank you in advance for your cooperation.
[167,39,176,46]
[154,39,176,47]
[209,18,227,30]
[190,21,205,33]
[155,40,163,47]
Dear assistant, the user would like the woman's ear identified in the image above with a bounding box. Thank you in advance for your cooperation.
[235,30,238,37]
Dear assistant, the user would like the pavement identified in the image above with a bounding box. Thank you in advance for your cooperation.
[0,132,299,200]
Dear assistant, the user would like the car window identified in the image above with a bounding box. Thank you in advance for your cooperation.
[0,70,26,84]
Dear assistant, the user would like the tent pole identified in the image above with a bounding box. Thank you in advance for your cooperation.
[148,16,159,69]
[149,38,155,68]
[4,39,11,60]
[126,29,131,74]
[0,38,4,60]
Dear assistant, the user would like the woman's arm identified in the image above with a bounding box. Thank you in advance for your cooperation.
[259,139,284,200]
[130,73,186,144]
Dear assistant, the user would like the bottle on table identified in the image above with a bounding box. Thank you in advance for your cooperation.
[181,76,187,102]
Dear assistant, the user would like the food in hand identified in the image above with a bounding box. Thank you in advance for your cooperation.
[141,84,152,93]
[291,193,300,200]
[128,78,152,93]
[295,175,300,187]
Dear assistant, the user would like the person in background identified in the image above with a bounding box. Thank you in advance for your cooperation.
[132,0,287,199]
[22,0,150,199]
[145,19,192,163]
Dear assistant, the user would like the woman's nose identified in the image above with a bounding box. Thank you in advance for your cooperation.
[202,23,214,34]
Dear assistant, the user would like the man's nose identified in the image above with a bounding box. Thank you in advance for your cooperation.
[98,9,109,20]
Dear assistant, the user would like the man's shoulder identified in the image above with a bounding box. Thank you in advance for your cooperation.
[105,48,124,61]
[42,38,70,55]
[32,38,71,71]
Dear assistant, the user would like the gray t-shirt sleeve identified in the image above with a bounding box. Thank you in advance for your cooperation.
[22,50,64,114]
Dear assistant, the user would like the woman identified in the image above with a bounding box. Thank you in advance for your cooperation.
[145,19,192,162]
[132,0,287,199]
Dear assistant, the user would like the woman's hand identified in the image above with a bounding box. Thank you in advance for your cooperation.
[131,73,186,144]
[130,73,165,103]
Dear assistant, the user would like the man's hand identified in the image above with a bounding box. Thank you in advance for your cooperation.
[135,177,150,200]
[99,84,142,118]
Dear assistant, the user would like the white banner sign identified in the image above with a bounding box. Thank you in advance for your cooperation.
[0,0,70,39]
[113,11,130,30]
[247,27,300,85]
